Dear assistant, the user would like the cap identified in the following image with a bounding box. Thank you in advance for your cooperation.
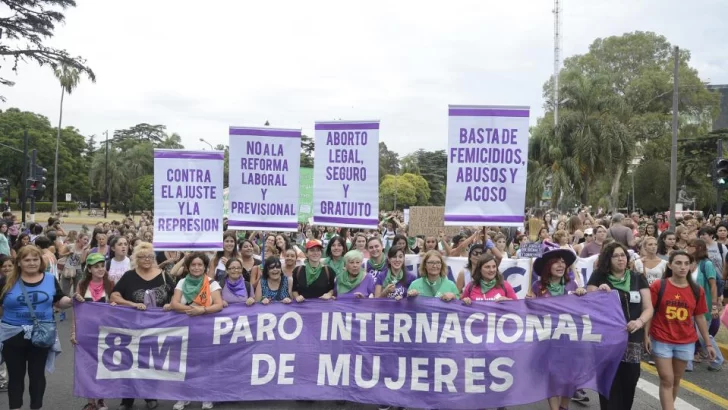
[86,253,106,266]
[305,239,323,250]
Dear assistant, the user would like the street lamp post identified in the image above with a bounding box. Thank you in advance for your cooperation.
[200,138,214,150]
[104,130,109,219]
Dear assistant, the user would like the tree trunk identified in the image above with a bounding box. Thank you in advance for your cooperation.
[52,86,64,213]
[581,174,590,205]
[609,166,624,213]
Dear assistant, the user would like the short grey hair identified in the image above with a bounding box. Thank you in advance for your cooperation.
[612,213,624,223]
[343,249,364,264]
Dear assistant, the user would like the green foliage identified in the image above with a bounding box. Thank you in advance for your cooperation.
[378,142,400,182]
[633,159,671,213]
[300,135,314,168]
[25,201,77,213]
[399,150,446,205]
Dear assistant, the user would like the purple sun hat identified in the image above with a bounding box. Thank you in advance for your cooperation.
[532,240,577,275]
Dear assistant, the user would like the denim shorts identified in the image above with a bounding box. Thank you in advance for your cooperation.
[651,338,694,362]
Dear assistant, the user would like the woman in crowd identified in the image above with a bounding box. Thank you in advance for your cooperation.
[106,236,131,284]
[324,236,347,277]
[461,254,517,303]
[219,258,255,306]
[239,239,262,289]
[391,234,412,254]
[365,237,388,283]
[10,233,30,260]
[375,246,415,300]
[282,248,298,278]
[34,236,58,280]
[255,257,292,304]
[208,232,240,282]
[275,234,305,259]
[675,226,689,251]
[71,253,115,410]
[685,238,723,371]
[407,250,459,301]
[335,250,376,299]
[158,250,183,277]
[0,221,9,257]
[292,240,334,302]
[352,233,369,258]
[111,242,175,410]
[0,246,72,410]
[657,231,678,261]
[59,232,88,294]
[455,244,485,293]
[85,229,109,261]
[587,242,653,410]
[531,244,583,298]
[644,251,714,410]
[645,223,658,238]
[0,253,12,278]
[418,235,441,255]
[634,237,667,285]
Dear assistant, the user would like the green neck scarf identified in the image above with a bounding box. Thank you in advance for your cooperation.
[337,270,366,294]
[421,276,444,297]
[383,268,404,288]
[547,277,565,296]
[182,274,204,303]
[326,257,345,276]
[607,270,631,293]
[480,279,497,294]
[368,254,386,271]
[305,260,323,286]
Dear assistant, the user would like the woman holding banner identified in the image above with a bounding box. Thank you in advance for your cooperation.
[375,246,415,300]
[335,250,375,299]
[207,232,240,282]
[587,242,653,410]
[455,244,485,293]
[365,237,389,282]
[220,258,255,306]
[292,240,334,302]
[324,236,347,277]
[461,254,517,303]
[255,257,293,304]
[407,250,459,300]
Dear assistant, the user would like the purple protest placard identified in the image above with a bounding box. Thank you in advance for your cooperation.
[74,293,626,409]
[445,105,530,227]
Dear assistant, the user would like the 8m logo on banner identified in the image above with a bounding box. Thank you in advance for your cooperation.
[96,326,189,381]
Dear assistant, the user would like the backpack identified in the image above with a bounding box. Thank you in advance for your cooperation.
[654,278,700,312]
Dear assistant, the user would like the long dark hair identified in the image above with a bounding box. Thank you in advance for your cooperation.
[538,255,571,295]
[688,238,709,261]
[385,246,408,285]
[13,233,29,253]
[466,244,485,271]
[325,236,348,259]
[275,234,294,255]
[78,259,114,299]
[593,242,630,280]
[262,256,282,280]
[662,250,700,299]
[657,230,676,255]
[216,232,240,261]
[392,234,411,254]
[471,254,504,290]
[105,236,128,270]
[89,227,105,249]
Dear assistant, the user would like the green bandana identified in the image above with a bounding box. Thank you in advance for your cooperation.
[547,278,565,296]
[383,269,404,288]
[326,257,345,276]
[421,277,445,297]
[479,279,497,295]
[305,260,323,286]
[368,255,387,271]
[607,270,631,293]
[407,237,417,249]
[337,269,366,294]
[182,274,204,303]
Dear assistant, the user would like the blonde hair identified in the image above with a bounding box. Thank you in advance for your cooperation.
[419,250,447,277]
[131,241,156,269]
[553,230,569,245]
[2,245,46,299]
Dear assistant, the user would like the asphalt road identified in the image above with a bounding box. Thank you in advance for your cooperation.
[0,314,724,410]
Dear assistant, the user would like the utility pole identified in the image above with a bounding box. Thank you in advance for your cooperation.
[104,130,109,219]
[719,139,724,215]
[29,149,37,222]
[668,46,680,229]
[552,0,562,127]
[21,130,28,224]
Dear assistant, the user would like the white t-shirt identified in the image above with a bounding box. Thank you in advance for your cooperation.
[634,258,667,285]
[175,276,221,306]
[108,257,131,284]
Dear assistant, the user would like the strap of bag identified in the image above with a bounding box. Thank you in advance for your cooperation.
[654,279,667,310]
[18,280,39,323]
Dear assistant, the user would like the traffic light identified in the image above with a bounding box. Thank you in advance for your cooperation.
[34,166,46,197]
[715,159,728,188]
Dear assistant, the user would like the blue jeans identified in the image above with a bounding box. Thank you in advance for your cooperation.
[687,325,724,370]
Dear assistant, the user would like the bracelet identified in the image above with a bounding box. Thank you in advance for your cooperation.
[636,318,644,326]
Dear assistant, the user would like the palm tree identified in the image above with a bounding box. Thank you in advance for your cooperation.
[52,64,81,213]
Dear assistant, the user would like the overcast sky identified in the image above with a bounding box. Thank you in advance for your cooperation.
[1,0,726,156]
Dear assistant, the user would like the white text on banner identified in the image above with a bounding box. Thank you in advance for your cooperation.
[228,127,301,232]
[313,121,379,229]
[153,149,224,251]
[444,105,530,227]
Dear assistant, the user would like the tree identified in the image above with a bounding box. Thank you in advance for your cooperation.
[398,149,447,205]
[0,0,94,99]
[379,175,416,210]
[52,64,82,212]
[378,142,400,182]
[300,135,314,168]
[215,144,229,187]
[113,123,168,150]
[157,133,184,149]
[401,173,430,205]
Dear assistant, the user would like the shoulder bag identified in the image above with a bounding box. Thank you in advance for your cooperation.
[19,280,57,348]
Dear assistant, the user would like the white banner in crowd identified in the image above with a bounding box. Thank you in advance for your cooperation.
[401,254,597,299]
[444,105,530,227]
[153,149,224,251]
[228,126,302,232]
[313,121,380,229]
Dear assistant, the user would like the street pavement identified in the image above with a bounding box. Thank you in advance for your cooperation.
[0,314,725,410]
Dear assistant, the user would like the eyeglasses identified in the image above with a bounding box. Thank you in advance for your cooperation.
[426,261,442,266]
[471,252,483,256]
[137,255,155,261]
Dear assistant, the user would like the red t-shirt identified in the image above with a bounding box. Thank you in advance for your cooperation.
[649,279,707,344]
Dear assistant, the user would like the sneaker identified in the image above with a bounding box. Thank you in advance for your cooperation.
[82,404,97,410]
[97,400,108,410]
[202,402,213,409]
[708,366,722,372]
[146,400,159,410]
[173,401,190,410]
[378,406,391,410]
[0,382,7,392]
[572,389,589,402]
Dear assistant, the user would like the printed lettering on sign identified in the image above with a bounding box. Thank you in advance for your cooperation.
[96,326,189,381]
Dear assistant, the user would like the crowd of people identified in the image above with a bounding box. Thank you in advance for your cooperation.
[0,208,724,410]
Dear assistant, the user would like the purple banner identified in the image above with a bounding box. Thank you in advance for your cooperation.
[74,293,626,409]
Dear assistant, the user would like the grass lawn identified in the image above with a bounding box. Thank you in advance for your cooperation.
[11,211,137,225]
